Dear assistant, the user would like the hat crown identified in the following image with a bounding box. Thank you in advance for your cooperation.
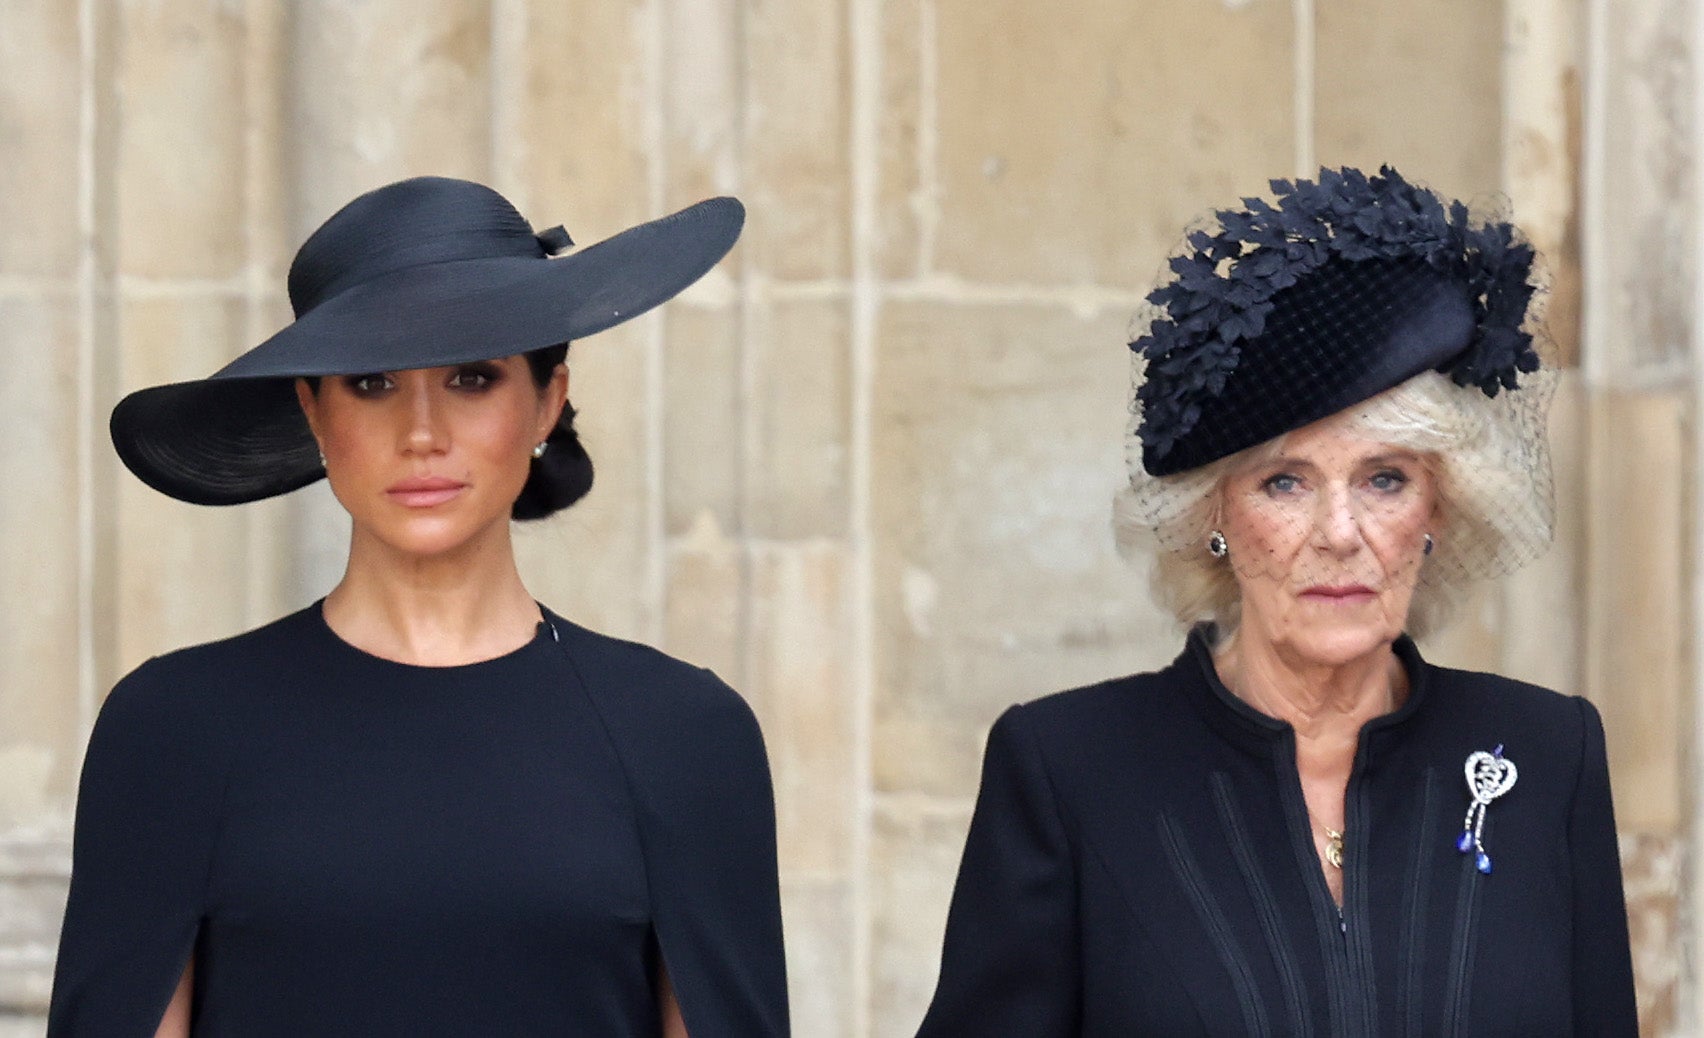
[287,177,544,317]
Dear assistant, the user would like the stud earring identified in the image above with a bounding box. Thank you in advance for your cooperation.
[317,450,327,469]
[1207,530,1228,559]
[1423,532,1434,556]
[531,441,548,460]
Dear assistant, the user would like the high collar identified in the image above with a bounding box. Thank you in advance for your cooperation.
[1177,624,1432,758]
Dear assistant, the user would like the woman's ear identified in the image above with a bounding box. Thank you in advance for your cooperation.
[539,363,569,439]
[294,378,322,443]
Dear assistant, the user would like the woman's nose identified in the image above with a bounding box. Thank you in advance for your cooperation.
[1314,484,1362,553]
[401,380,447,453]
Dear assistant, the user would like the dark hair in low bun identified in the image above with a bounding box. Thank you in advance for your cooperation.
[512,343,593,521]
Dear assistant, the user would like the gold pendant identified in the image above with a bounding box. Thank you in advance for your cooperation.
[1324,827,1344,869]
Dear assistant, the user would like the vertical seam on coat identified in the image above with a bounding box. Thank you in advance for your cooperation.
[1344,772,1379,1031]
[1275,742,1352,1034]
[542,625,668,1004]
[1400,768,1439,1037]
[1441,848,1487,1035]
[1210,773,1313,1037]
[1158,811,1271,1038]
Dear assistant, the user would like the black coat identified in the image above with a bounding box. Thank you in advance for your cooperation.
[48,603,789,1037]
[917,630,1637,1037]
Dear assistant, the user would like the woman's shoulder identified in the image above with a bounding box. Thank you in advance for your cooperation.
[101,607,317,720]
[1421,659,1597,725]
[546,610,741,696]
[990,652,1196,761]
[1416,660,1607,778]
[88,610,314,777]
[542,610,773,804]
[543,610,760,742]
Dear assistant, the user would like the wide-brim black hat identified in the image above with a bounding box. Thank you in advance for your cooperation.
[112,176,745,505]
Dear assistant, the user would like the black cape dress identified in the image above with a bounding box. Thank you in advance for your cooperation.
[917,628,1638,1036]
[48,602,789,1037]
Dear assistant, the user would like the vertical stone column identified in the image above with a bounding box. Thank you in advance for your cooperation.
[0,1,102,1020]
[659,0,747,678]
[1498,0,1586,703]
[739,1,859,1032]
[1578,0,1695,1029]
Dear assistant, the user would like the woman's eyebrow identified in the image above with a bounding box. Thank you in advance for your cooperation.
[1360,452,1420,467]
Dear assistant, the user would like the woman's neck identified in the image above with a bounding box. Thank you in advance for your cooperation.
[322,523,542,666]
[1212,630,1407,750]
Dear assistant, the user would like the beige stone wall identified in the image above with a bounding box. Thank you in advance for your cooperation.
[0,1,1695,1034]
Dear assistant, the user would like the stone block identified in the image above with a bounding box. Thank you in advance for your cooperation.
[747,544,854,875]
[745,297,850,539]
[870,797,972,1038]
[1414,581,1502,675]
[243,0,294,288]
[113,297,255,673]
[288,0,493,238]
[663,511,744,685]
[506,0,651,231]
[0,830,69,1017]
[1498,371,1584,691]
[1503,0,1583,369]
[875,0,924,279]
[925,0,1294,286]
[115,0,248,279]
[664,304,742,536]
[780,877,854,1038]
[1582,387,1685,833]
[1619,830,1680,1035]
[1589,0,1695,372]
[0,2,82,278]
[744,0,851,280]
[663,0,740,205]
[516,323,655,642]
[0,299,82,825]
[1314,0,1504,201]
[872,301,1177,797]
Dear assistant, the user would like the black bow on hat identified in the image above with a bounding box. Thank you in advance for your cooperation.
[112,176,744,505]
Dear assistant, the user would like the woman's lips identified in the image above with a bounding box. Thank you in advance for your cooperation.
[386,477,466,508]
[1300,584,1376,603]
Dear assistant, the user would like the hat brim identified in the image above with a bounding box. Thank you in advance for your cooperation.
[112,196,743,505]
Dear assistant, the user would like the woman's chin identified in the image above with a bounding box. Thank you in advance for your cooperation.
[1274,618,1403,668]
[362,513,506,561]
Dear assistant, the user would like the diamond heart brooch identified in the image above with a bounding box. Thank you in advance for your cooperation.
[1457,745,1517,874]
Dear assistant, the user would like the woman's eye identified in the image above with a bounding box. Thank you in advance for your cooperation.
[1369,469,1409,492]
[1261,473,1301,495]
[449,367,495,390]
[347,373,393,394]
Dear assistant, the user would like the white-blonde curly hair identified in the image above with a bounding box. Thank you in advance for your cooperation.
[1114,369,1555,642]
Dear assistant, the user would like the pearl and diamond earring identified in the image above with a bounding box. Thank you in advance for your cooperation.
[531,441,548,460]
[1207,530,1228,559]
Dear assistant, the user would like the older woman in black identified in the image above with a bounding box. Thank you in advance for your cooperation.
[49,177,788,1036]
[917,167,1636,1036]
